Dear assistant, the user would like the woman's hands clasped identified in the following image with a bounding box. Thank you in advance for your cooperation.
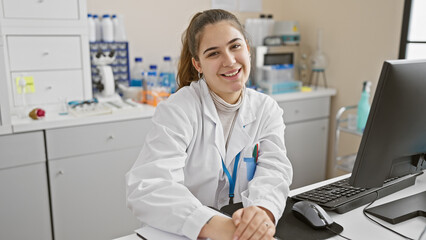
[232,206,276,240]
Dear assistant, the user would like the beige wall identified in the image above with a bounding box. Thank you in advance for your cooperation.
[87,0,404,178]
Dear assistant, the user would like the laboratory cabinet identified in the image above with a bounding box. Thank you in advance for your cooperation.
[0,131,52,240]
[2,0,80,19]
[278,97,331,189]
[45,118,152,240]
[0,0,91,123]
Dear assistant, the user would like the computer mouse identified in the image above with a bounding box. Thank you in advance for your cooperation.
[292,200,334,229]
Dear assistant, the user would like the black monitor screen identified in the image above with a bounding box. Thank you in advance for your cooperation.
[264,53,293,66]
[349,59,426,188]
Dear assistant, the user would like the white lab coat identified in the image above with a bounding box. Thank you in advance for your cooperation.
[126,79,293,240]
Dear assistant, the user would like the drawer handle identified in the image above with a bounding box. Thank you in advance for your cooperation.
[42,51,49,56]
[107,135,114,140]
[57,170,64,175]
[46,86,52,90]
[294,109,300,114]
[38,0,44,3]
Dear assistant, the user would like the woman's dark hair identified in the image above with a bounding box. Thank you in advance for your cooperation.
[177,9,247,90]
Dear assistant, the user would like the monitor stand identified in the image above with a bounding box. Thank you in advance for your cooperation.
[365,191,426,224]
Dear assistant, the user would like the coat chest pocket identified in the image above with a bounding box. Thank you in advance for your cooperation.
[240,144,258,182]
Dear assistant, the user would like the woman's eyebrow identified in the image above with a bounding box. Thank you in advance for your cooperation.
[202,38,243,55]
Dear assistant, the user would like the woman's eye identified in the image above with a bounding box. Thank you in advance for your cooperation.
[232,44,241,49]
[207,52,219,57]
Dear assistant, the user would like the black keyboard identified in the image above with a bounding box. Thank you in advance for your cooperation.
[291,174,419,214]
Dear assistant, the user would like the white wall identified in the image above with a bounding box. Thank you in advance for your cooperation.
[87,0,404,178]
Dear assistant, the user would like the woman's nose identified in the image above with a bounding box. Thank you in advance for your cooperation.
[222,51,236,67]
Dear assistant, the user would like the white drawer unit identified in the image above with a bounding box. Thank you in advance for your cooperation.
[277,95,333,189]
[0,0,91,118]
[279,97,330,124]
[7,36,82,71]
[11,70,84,107]
[0,131,45,169]
[46,118,153,240]
[46,118,152,159]
[1,0,79,20]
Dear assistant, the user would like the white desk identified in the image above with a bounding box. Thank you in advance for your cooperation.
[290,173,426,240]
[115,173,426,240]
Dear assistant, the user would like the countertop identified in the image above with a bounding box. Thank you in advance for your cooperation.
[11,88,336,133]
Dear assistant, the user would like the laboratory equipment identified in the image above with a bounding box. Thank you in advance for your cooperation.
[251,45,300,86]
[90,42,130,86]
[309,29,328,88]
[92,49,121,102]
[271,21,300,45]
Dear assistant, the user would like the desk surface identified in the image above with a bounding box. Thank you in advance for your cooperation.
[115,173,426,240]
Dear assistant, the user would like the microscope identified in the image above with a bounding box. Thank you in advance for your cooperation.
[92,49,121,102]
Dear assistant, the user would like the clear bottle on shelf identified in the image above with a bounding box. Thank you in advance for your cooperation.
[159,56,176,94]
[101,14,114,42]
[93,14,102,42]
[146,65,158,105]
[130,57,145,87]
[112,14,127,42]
[87,14,96,42]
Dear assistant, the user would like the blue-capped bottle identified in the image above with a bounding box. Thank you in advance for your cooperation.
[159,56,176,94]
[130,57,145,87]
[146,65,158,103]
[357,81,372,132]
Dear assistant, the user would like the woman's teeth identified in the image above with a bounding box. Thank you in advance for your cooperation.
[223,69,239,77]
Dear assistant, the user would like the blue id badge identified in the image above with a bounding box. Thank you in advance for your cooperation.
[244,157,257,181]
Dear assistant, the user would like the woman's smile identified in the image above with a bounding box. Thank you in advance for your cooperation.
[220,68,241,79]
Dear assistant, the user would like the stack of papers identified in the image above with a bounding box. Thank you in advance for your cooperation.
[135,226,190,240]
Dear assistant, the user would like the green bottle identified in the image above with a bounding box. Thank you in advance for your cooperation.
[357,81,372,132]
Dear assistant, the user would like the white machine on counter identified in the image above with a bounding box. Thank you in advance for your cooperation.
[92,49,121,102]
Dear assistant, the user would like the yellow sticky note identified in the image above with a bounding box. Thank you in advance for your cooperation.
[301,86,312,92]
[15,76,36,94]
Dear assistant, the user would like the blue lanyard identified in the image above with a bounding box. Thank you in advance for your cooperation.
[221,152,241,205]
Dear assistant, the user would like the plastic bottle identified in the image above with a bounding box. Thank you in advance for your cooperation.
[112,14,118,41]
[101,14,114,42]
[112,14,127,42]
[146,65,158,104]
[298,53,308,84]
[130,57,145,87]
[93,14,102,42]
[87,14,96,42]
[159,56,176,93]
[357,81,372,131]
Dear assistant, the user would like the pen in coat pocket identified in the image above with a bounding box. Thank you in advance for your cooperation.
[252,143,259,162]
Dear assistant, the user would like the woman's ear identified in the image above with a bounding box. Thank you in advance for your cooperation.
[245,40,251,54]
[192,57,202,73]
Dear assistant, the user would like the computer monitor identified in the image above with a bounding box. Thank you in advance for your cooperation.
[348,59,426,223]
[349,59,426,187]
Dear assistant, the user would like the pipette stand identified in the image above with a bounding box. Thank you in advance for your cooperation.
[309,69,328,89]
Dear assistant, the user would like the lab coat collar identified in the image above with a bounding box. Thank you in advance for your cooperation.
[224,90,256,167]
[197,79,256,167]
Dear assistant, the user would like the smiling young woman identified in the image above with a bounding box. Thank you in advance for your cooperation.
[191,21,251,104]
[126,9,293,240]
